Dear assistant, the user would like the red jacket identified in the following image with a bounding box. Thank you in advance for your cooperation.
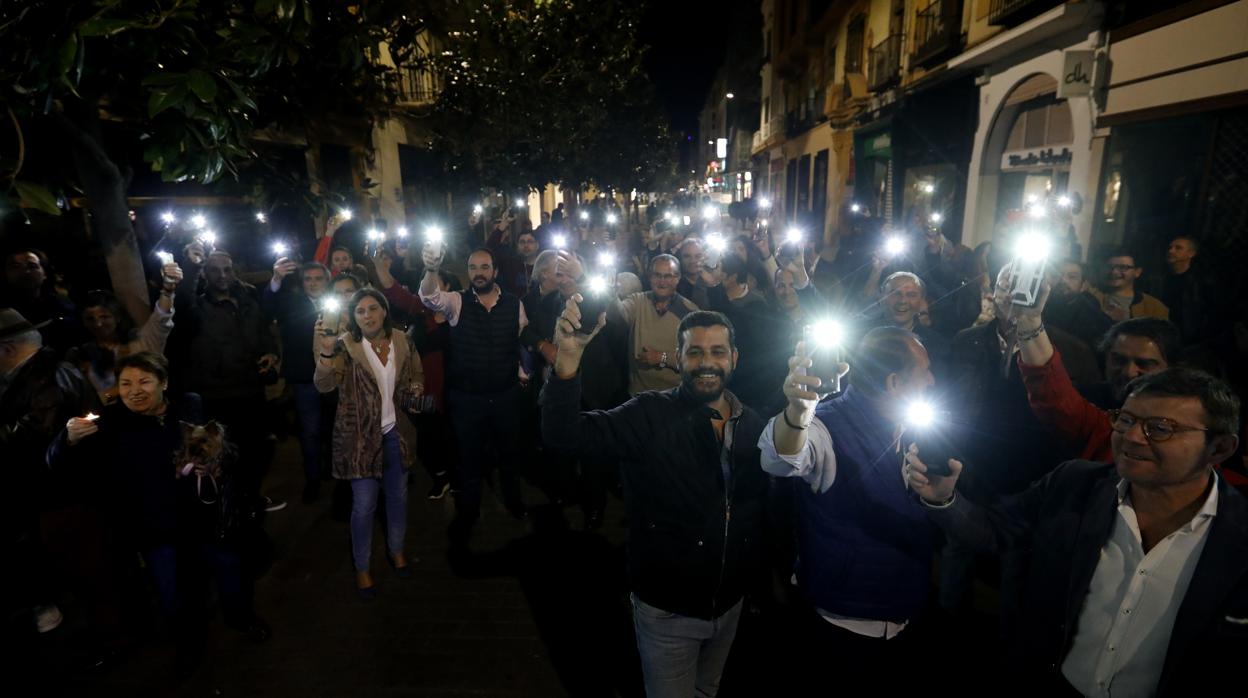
[381,283,447,413]
[1019,350,1248,488]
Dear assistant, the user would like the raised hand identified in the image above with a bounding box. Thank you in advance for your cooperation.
[272,257,299,284]
[66,416,100,445]
[903,443,962,504]
[552,293,605,379]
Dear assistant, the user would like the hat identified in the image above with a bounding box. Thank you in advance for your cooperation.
[0,308,49,342]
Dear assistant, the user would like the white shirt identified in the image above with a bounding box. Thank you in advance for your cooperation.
[1061,475,1219,697]
[419,285,528,331]
[758,416,909,639]
[362,339,397,434]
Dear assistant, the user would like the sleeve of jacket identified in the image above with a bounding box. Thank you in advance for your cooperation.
[924,466,1055,554]
[131,301,174,355]
[313,340,344,393]
[401,336,425,388]
[1018,350,1113,462]
[541,373,643,462]
[381,283,429,318]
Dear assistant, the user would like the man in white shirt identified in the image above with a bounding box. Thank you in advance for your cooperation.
[906,367,1246,697]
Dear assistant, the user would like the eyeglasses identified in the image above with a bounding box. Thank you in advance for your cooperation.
[1107,409,1209,442]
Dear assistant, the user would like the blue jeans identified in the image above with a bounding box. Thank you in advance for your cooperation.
[631,594,742,698]
[291,382,329,484]
[349,429,408,571]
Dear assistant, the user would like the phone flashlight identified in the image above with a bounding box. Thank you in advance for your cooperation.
[395,227,409,239]
[706,233,728,253]
[598,251,616,268]
[683,216,692,226]
[785,228,803,245]
[255,212,267,223]
[199,230,217,247]
[155,251,174,265]
[1010,231,1051,307]
[321,296,342,333]
[883,236,907,258]
[759,197,772,209]
[552,234,568,249]
[702,206,717,220]
[606,213,618,225]
[339,208,353,221]
[272,242,289,257]
[473,204,484,215]
[850,203,862,214]
[663,211,674,222]
[804,319,845,396]
[577,274,610,335]
[929,212,943,224]
[579,211,590,221]
[904,399,956,476]
[189,214,207,229]
[161,211,177,225]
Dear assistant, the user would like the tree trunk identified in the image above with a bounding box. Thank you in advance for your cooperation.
[54,107,151,326]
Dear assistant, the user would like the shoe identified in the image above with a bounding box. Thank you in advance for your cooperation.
[584,509,604,531]
[356,571,376,601]
[302,481,321,504]
[426,479,450,500]
[34,605,63,633]
[263,496,288,512]
[388,554,416,579]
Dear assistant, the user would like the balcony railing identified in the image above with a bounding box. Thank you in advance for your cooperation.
[397,66,439,106]
[988,0,1063,27]
[913,0,963,68]
[867,34,903,93]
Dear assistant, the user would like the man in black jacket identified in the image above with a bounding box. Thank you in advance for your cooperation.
[906,367,1246,697]
[543,306,767,698]
[262,258,331,503]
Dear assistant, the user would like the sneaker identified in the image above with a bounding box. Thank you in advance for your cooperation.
[426,479,450,500]
[263,496,288,512]
[34,605,63,633]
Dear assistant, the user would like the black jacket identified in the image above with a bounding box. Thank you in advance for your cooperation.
[929,461,1248,697]
[542,375,767,620]
[174,283,278,400]
[260,282,319,382]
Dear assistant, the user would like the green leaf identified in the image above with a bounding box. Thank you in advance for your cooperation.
[147,84,189,117]
[13,181,61,216]
[78,18,133,37]
[188,70,218,102]
[221,77,258,112]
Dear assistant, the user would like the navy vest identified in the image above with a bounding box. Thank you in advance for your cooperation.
[448,288,521,395]
[797,386,934,623]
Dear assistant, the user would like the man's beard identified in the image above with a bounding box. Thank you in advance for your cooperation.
[681,366,732,403]
[471,275,494,291]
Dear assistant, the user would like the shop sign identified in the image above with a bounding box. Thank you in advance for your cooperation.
[1002,147,1073,170]
[1058,50,1094,98]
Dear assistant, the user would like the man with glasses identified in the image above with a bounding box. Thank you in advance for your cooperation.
[610,254,698,395]
[905,367,1246,697]
[1089,250,1169,322]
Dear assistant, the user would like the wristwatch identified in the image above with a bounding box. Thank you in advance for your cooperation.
[659,352,668,369]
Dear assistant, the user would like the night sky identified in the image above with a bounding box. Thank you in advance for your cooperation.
[640,0,759,136]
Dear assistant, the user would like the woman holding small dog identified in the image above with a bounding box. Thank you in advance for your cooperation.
[315,288,423,599]
[51,351,269,664]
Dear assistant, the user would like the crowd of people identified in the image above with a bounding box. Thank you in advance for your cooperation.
[2,193,1246,696]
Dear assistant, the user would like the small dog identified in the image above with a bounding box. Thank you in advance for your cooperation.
[177,420,232,480]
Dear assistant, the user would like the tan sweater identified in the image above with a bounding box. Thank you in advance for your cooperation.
[615,291,698,395]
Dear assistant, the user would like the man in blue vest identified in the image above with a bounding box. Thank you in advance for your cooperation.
[758,326,936,691]
[420,246,529,536]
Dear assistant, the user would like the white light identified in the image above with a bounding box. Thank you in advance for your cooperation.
[598,251,616,267]
[706,233,727,252]
[726,92,735,100]
[155,251,174,265]
[199,230,217,246]
[160,211,177,224]
[606,213,618,224]
[339,208,353,221]
[810,319,844,348]
[759,197,772,209]
[785,228,803,245]
[921,182,935,194]
[707,140,714,145]
[367,229,383,241]
[84,412,100,421]
[515,198,525,207]
[1027,204,1047,219]
[702,205,717,220]
[424,226,444,244]
[906,400,936,428]
[396,227,409,239]
[682,216,692,226]
[272,242,288,256]
[850,203,862,213]
[189,214,207,229]
[884,236,907,257]
[255,212,267,223]
[473,204,483,214]
[759,218,769,227]
[1025,194,1038,205]
[1013,231,1052,262]
[552,234,568,249]
[587,274,609,295]
[1057,195,1072,208]
[322,297,341,313]
[663,211,674,221]
[929,212,944,224]
[579,211,590,221]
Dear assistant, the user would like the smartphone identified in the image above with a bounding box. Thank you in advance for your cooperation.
[802,324,842,397]
[908,428,956,477]
[577,289,607,335]
[1010,259,1046,307]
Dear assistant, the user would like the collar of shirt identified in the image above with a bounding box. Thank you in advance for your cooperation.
[1116,473,1219,534]
[706,390,744,424]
